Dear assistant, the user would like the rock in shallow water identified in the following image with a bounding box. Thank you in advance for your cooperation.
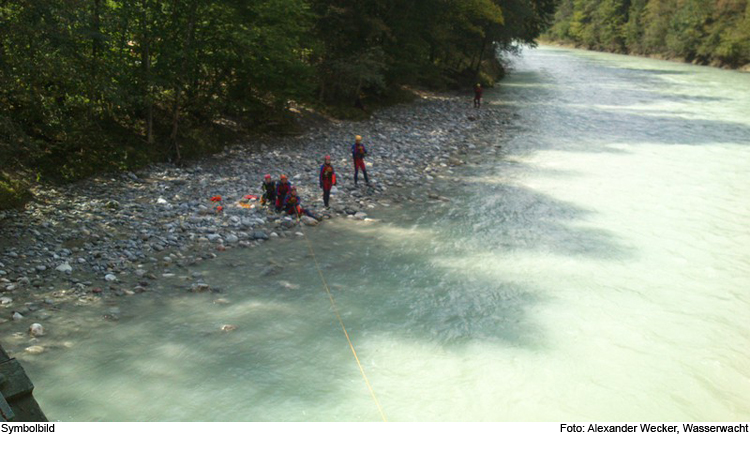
[300,216,318,226]
[278,280,299,290]
[190,283,211,293]
[29,323,44,337]
[25,346,45,354]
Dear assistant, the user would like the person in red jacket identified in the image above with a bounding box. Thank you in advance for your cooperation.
[351,135,369,186]
[474,83,483,108]
[319,155,337,208]
[275,174,292,212]
[260,174,276,207]
[284,186,319,220]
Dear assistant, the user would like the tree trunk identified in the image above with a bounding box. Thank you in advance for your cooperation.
[144,43,154,144]
[90,0,102,105]
[92,0,101,60]
[474,37,488,75]
[141,1,153,144]
[169,1,198,164]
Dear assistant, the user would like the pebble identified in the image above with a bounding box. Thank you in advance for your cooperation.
[279,281,299,290]
[105,274,118,282]
[190,283,211,293]
[301,216,318,226]
[56,263,73,273]
[25,346,45,354]
[29,323,45,337]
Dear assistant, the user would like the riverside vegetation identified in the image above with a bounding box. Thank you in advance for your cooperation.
[0,0,555,209]
[544,0,750,69]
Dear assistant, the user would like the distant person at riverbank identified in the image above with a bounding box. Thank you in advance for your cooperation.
[319,155,337,208]
[352,135,369,186]
[260,174,276,207]
[284,186,319,220]
[474,83,483,108]
[275,174,292,212]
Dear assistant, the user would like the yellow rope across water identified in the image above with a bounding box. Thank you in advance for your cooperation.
[297,216,388,422]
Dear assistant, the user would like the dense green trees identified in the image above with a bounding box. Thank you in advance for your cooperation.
[546,0,750,68]
[0,0,555,208]
[0,0,316,188]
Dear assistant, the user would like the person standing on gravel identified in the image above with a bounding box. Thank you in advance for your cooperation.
[319,155,337,208]
[260,174,276,207]
[275,174,292,212]
[474,83,483,108]
[351,135,369,186]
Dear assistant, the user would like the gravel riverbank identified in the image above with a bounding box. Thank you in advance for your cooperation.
[0,91,512,357]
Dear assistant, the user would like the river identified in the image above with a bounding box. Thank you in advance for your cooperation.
[23,46,750,421]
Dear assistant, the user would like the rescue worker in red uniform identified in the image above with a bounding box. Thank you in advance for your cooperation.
[319,155,337,208]
[284,186,319,220]
[260,174,276,207]
[275,174,292,212]
[474,83,483,108]
[351,135,369,186]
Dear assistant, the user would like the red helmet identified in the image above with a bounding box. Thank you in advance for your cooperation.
[280,174,288,180]
[324,155,331,160]
[264,174,271,179]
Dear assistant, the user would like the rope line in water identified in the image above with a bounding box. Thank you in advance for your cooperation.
[297,216,388,422]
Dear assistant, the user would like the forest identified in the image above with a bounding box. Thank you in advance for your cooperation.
[545,0,750,69]
[0,0,555,209]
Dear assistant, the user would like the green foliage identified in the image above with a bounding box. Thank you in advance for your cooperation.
[545,0,750,67]
[624,0,649,53]
[0,175,32,210]
[665,0,713,61]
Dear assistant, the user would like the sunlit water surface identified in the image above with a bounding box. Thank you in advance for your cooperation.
[24,46,750,421]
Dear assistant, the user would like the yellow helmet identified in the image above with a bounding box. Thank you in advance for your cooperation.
[355,135,362,142]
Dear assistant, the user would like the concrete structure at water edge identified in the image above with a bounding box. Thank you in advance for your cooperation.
[0,345,47,422]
